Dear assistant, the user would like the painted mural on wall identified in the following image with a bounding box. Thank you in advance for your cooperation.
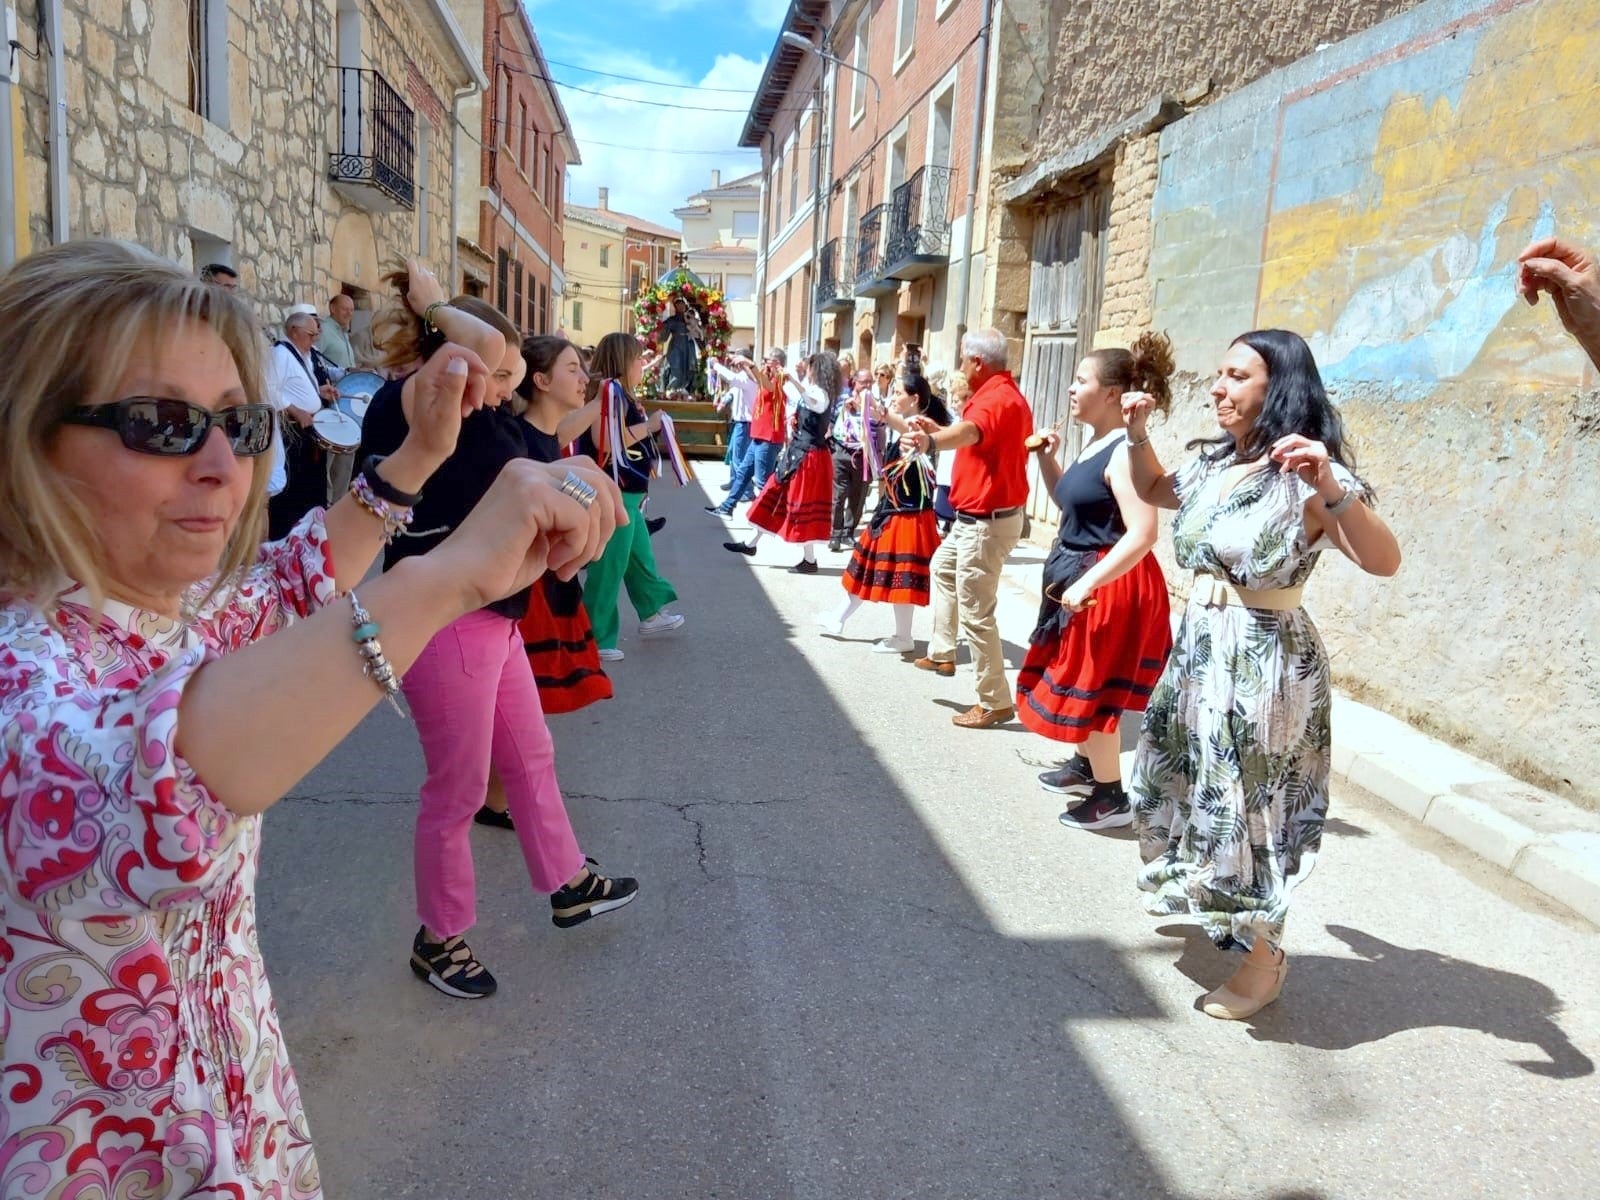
[1151,0,1600,387]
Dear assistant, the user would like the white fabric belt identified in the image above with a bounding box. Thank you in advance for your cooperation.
[1190,574,1304,611]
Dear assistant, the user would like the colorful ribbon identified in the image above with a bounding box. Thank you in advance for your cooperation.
[655,412,694,486]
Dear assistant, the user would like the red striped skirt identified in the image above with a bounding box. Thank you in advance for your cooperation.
[748,448,833,544]
[1017,551,1171,743]
[842,509,942,605]
[518,575,613,715]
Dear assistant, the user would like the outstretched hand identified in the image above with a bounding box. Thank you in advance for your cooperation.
[1517,237,1600,368]
[1120,390,1157,439]
[405,257,447,318]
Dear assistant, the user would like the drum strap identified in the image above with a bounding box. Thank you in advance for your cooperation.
[274,341,321,395]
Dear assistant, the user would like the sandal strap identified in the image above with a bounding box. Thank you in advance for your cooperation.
[422,935,487,980]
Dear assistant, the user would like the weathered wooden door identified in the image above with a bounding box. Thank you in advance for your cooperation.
[1019,187,1108,524]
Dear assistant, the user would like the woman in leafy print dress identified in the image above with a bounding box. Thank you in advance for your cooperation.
[1121,329,1401,1021]
[0,241,620,1197]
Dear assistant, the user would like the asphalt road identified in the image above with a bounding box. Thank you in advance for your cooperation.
[260,469,1600,1200]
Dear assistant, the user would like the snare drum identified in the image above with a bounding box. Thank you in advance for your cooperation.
[311,407,362,453]
[337,370,384,425]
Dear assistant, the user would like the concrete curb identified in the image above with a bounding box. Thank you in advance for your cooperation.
[993,547,1600,929]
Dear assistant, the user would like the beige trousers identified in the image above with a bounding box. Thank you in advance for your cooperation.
[928,510,1024,711]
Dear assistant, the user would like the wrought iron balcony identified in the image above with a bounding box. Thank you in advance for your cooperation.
[884,165,955,281]
[853,204,896,298]
[328,67,415,212]
[815,237,856,314]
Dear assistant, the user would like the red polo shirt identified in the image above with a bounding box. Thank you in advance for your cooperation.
[949,370,1033,514]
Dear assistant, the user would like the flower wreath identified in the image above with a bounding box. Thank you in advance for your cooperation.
[633,280,733,399]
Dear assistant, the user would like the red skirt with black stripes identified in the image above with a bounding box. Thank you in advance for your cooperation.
[842,509,942,605]
[518,574,613,715]
[1017,551,1171,743]
[748,447,833,544]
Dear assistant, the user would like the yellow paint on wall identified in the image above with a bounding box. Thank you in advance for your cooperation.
[1256,0,1600,383]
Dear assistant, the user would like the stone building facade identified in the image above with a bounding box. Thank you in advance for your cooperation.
[10,0,484,325]
[983,0,1600,808]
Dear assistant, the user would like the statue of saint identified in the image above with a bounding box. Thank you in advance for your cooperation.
[659,296,706,396]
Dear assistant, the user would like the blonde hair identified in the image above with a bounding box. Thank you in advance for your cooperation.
[945,371,972,405]
[0,239,271,607]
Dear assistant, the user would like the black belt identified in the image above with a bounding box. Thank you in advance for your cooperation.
[954,506,1023,523]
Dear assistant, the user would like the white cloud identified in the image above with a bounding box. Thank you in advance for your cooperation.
[557,48,770,230]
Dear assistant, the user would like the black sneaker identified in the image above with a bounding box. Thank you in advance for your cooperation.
[1038,757,1096,796]
[646,516,666,536]
[827,537,843,553]
[473,805,515,831]
[1058,783,1134,831]
[551,867,639,928]
[410,927,498,998]
[723,541,757,556]
[789,559,818,574]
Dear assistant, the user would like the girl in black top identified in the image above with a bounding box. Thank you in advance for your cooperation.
[357,282,638,1000]
[820,371,951,652]
[562,332,683,659]
[1017,332,1176,831]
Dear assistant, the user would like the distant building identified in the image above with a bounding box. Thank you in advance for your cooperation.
[449,0,577,332]
[562,187,680,343]
[674,169,761,351]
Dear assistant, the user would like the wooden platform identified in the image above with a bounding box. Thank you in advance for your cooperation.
[645,398,729,460]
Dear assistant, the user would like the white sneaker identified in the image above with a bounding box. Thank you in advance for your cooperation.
[597,647,625,662]
[872,635,915,654]
[816,614,846,637]
[638,611,685,636]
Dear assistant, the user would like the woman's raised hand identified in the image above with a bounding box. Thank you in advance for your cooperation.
[1120,390,1156,438]
[428,457,624,615]
[398,346,489,474]
[405,257,447,317]
[1269,434,1339,497]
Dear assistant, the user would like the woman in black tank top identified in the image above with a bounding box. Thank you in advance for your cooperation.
[1017,334,1177,831]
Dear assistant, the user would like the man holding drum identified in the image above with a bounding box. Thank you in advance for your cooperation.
[268,305,351,538]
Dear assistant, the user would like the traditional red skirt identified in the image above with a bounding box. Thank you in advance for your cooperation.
[748,447,833,544]
[519,575,613,714]
[842,509,942,605]
[1017,551,1171,743]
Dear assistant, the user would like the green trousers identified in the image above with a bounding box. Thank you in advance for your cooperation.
[583,490,679,650]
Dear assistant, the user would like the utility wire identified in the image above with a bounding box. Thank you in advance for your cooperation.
[500,64,756,113]
[497,45,761,94]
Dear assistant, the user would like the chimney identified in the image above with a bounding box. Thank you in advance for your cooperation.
[711,169,721,188]
[597,187,609,210]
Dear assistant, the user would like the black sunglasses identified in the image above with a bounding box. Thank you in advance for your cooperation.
[59,398,276,457]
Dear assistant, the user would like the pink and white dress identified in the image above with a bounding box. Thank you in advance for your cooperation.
[0,513,335,1199]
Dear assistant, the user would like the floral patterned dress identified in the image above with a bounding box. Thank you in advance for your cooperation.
[0,514,335,1199]
[1131,455,1367,954]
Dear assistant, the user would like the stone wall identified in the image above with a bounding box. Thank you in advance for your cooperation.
[13,0,467,320]
[1138,0,1600,807]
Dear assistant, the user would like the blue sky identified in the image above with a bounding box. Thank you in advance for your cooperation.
[522,0,785,226]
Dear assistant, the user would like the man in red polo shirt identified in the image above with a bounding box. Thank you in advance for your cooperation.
[905,328,1033,728]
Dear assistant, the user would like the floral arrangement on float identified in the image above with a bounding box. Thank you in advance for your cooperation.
[632,274,733,399]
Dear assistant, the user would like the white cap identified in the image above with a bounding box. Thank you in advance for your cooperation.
[285,303,319,319]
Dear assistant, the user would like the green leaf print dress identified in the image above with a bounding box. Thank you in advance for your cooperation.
[1131,453,1367,953]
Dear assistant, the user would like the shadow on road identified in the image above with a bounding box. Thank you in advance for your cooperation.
[1155,923,1593,1079]
[259,479,1592,1199]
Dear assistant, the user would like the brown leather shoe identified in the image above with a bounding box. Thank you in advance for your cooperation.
[952,705,1015,729]
[913,656,955,677]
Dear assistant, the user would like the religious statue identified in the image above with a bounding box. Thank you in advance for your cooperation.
[659,296,706,396]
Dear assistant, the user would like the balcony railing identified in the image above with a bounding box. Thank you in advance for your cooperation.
[815,237,856,313]
[884,165,955,279]
[329,67,415,211]
[853,204,896,298]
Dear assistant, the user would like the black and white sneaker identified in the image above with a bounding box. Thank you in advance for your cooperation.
[1038,756,1096,796]
[551,867,639,928]
[1058,783,1135,831]
[410,927,498,998]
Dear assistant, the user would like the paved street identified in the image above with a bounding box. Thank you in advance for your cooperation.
[261,470,1600,1200]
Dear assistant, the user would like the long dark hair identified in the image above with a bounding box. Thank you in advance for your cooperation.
[1190,329,1357,471]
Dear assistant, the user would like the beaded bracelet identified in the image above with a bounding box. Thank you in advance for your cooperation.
[422,301,446,333]
[350,473,414,542]
[348,591,407,719]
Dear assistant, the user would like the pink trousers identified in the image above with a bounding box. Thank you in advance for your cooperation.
[402,608,585,938]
